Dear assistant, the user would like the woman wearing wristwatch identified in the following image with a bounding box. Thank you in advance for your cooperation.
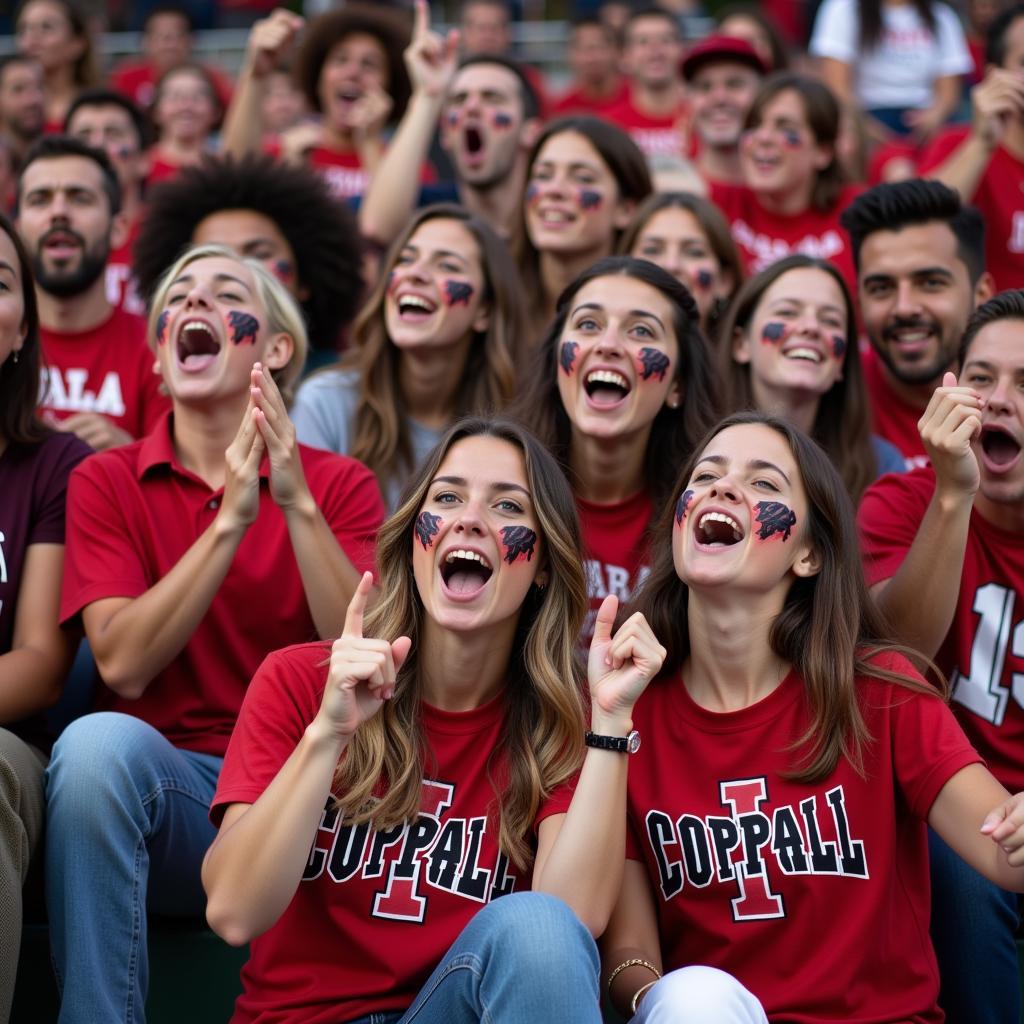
[601,412,1024,1022]
[203,416,663,1024]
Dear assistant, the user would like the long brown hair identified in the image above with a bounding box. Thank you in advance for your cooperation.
[513,255,721,514]
[0,211,47,445]
[744,72,845,213]
[630,411,939,782]
[334,417,588,870]
[345,204,520,493]
[717,255,878,503]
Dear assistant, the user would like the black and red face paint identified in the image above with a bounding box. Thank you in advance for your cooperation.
[675,488,694,525]
[637,347,671,382]
[753,501,796,541]
[415,511,442,549]
[831,334,847,360]
[525,183,541,206]
[155,309,170,346]
[493,111,513,129]
[273,259,295,285]
[761,321,787,344]
[444,280,474,306]
[500,525,536,563]
[559,340,579,375]
[578,189,603,211]
[781,128,802,149]
[694,269,713,291]
[227,311,259,345]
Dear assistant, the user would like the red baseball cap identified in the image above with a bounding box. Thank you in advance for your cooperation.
[681,34,770,81]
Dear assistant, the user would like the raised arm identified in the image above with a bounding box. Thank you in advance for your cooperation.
[203,573,410,945]
[532,597,664,936]
[358,0,458,247]
[871,374,981,659]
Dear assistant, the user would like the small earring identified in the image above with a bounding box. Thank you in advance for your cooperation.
[11,350,18,363]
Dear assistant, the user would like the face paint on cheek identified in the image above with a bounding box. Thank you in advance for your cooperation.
[637,346,671,382]
[446,110,459,127]
[273,259,294,285]
[694,269,714,291]
[559,339,579,375]
[500,525,537,564]
[415,510,442,549]
[781,128,802,149]
[578,189,603,211]
[155,309,170,346]
[525,183,541,207]
[386,270,400,296]
[493,111,512,129]
[753,500,797,541]
[831,334,847,360]
[227,310,260,345]
[674,488,694,525]
[761,321,787,345]
[444,280,474,306]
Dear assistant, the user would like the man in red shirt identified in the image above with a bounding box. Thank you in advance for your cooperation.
[46,245,385,1024]
[552,16,627,116]
[859,291,1024,1024]
[840,180,993,467]
[919,3,1024,293]
[606,6,688,162]
[15,136,168,449]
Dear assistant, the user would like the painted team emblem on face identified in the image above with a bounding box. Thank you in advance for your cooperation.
[386,270,399,295]
[831,334,847,360]
[155,309,170,346]
[227,311,259,345]
[578,189,603,211]
[753,501,797,541]
[694,269,713,291]
[444,280,474,306]
[500,525,536,563]
[415,511,442,549]
[675,488,694,525]
[637,347,671,381]
[781,128,802,149]
[525,184,541,206]
[273,259,294,285]
[447,110,459,127]
[761,321,787,344]
[493,111,513,129]
[559,339,579,375]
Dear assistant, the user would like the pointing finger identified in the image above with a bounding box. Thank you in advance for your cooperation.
[342,571,374,638]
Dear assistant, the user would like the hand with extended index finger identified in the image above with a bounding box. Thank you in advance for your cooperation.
[918,371,982,498]
[317,571,413,739]
[406,0,460,98]
[588,595,665,732]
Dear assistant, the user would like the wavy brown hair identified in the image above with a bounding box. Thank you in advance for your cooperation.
[334,417,589,870]
[717,254,878,503]
[344,204,520,493]
[629,411,940,782]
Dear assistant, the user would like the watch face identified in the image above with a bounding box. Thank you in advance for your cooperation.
[627,730,641,754]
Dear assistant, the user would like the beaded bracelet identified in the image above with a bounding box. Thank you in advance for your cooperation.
[606,957,661,999]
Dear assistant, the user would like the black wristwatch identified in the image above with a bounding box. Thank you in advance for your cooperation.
[585,730,641,754]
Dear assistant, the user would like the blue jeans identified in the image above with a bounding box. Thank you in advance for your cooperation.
[44,712,222,1024]
[349,893,602,1024]
[928,829,1021,1024]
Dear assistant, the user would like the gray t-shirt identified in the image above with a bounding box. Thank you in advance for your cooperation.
[292,368,444,510]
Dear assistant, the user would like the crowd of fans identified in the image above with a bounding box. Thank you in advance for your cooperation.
[3,0,1024,1021]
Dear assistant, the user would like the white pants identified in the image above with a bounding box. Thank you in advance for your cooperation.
[631,966,769,1024]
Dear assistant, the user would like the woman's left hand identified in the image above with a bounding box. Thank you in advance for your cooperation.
[588,595,665,731]
[249,362,313,514]
[982,792,1024,867]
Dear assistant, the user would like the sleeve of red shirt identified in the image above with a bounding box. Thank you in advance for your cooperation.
[60,453,151,625]
[211,643,324,824]
[303,449,386,576]
[918,127,972,177]
[857,470,933,586]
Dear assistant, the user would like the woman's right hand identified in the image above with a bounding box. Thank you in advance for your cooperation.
[245,8,304,79]
[406,0,460,99]
[316,572,412,739]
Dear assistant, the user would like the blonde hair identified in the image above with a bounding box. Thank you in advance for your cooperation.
[147,243,309,405]
[334,417,589,870]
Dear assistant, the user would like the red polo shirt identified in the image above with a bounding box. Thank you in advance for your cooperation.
[60,411,385,756]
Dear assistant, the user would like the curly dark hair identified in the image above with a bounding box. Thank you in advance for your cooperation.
[292,4,412,126]
[131,154,364,351]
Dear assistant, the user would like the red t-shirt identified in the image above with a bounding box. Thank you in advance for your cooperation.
[861,349,930,469]
[111,60,234,112]
[106,217,146,317]
[552,79,630,117]
[710,181,863,294]
[38,306,169,440]
[860,466,1024,792]
[605,91,689,160]
[212,641,574,1023]
[626,655,980,1023]
[919,126,1024,293]
[60,413,385,756]
[578,489,652,644]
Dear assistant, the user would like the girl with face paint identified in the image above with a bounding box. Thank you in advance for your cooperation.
[619,192,744,340]
[293,205,522,510]
[516,116,653,341]
[203,417,665,1023]
[708,73,864,294]
[718,254,904,503]
[514,256,720,644]
[147,64,222,188]
[602,410,1024,1022]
